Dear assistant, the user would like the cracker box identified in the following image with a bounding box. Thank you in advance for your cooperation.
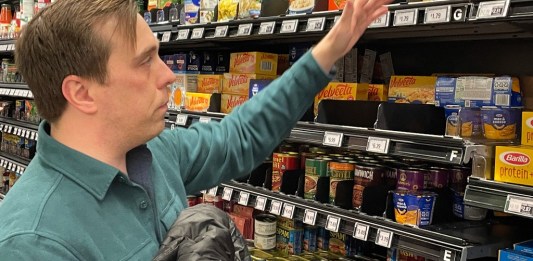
[222,73,276,95]
[328,0,346,10]
[289,46,309,67]
[230,52,278,76]
[249,79,273,98]
[221,94,248,114]
[523,111,533,146]
[388,76,437,104]
[314,82,369,116]
[495,145,533,186]
[515,240,533,254]
[328,232,353,257]
[368,84,388,101]
[184,92,221,112]
[197,74,222,93]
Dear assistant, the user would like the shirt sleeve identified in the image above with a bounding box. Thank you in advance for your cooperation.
[0,233,81,260]
[157,51,333,194]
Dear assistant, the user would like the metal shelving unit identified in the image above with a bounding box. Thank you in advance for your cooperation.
[0,117,39,131]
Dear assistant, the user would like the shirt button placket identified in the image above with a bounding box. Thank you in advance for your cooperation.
[139,200,148,209]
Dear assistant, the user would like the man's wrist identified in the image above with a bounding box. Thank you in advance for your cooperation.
[311,36,340,74]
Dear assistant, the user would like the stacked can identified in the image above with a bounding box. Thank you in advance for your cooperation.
[449,167,487,220]
[304,157,330,201]
[353,163,385,209]
[272,152,300,192]
[329,160,355,209]
[254,214,277,251]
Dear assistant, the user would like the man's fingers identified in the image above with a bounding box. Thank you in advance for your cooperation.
[365,6,389,26]
[364,0,392,14]
[338,0,355,26]
[354,0,371,11]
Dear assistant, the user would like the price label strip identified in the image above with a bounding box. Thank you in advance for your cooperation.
[214,25,229,38]
[199,117,211,123]
[375,229,394,248]
[258,21,275,35]
[366,137,390,154]
[176,114,189,126]
[177,29,190,40]
[280,19,298,33]
[325,215,341,232]
[303,209,317,226]
[323,131,344,147]
[505,195,533,218]
[306,17,326,32]
[393,9,418,26]
[161,31,172,42]
[281,203,296,219]
[222,187,233,201]
[369,12,390,28]
[353,223,370,241]
[255,196,267,211]
[208,186,218,196]
[191,28,205,39]
[424,5,451,24]
[476,0,509,19]
[238,192,250,206]
[270,200,282,215]
[237,23,253,36]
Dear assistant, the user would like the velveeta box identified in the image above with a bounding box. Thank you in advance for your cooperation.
[197,74,222,93]
[522,111,533,146]
[388,76,437,104]
[222,73,276,95]
[314,82,369,116]
[495,145,533,186]
[328,0,346,10]
[221,94,248,114]
[368,84,388,101]
[230,52,278,76]
[184,92,221,112]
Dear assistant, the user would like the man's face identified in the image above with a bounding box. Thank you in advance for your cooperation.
[93,15,175,147]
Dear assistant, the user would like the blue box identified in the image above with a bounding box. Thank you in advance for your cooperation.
[435,77,458,107]
[174,53,188,72]
[515,240,533,255]
[500,249,533,261]
[249,79,273,98]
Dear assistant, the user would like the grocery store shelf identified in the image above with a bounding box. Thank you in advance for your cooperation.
[0,117,39,131]
[209,180,526,261]
[0,83,29,89]
[464,177,533,219]
[0,151,30,169]
[0,121,39,141]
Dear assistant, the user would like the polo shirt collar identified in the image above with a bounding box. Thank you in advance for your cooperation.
[37,121,121,200]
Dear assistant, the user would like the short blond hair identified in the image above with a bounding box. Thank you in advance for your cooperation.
[15,0,138,122]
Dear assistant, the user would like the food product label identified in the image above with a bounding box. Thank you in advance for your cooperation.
[522,111,533,146]
[221,94,248,114]
[314,82,369,116]
[230,52,278,75]
[495,145,533,186]
[388,76,437,104]
[368,84,388,101]
[184,92,212,112]
[223,73,276,95]
[197,74,222,93]
[481,107,520,140]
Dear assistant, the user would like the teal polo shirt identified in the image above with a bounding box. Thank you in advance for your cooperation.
[0,52,332,260]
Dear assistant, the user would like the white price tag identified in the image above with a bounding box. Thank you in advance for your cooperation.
[505,195,533,218]
[393,9,418,26]
[214,25,229,38]
[424,6,451,24]
[303,209,317,226]
[0,160,3,166]
[0,89,5,95]
[7,162,11,170]
[177,29,190,40]
[366,137,390,154]
[30,131,36,140]
[161,31,171,43]
[281,204,295,219]
[16,128,20,136]
[270,200,282,215]
[8,89,15,96]
[238,192,250,206]
[7,126,12,133]
[9,44,15,51]
[176,114,188,126]
[14,90,20,96]
[334,15,341,24]
[170,124,175,130]
[22,90,29,97]
[280,19,298,33]
[28,92,34,98]
[353,223,370,241]
[258,21,276,35]
[20,167,25,173]
[222,187,233,201]
[35,133,38,141]
[323,131,344,147]
[255,196,267,211]
[199,117,211,123]
[16,166,20,173]
[326,215,341,232]
[208,187,218,196]
[21,129,26,137]
[2,125,7,132]
[477,0,509,19]
[237,23,253,36]
[306,17,325,32]
[25,131,30,139]
[2,161,7,168]
[191,28,205,39]
[0,45,7,51]
[375,229,393,248]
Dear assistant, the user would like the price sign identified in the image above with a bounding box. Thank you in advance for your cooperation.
[353,223,370,241]
[2,161,7,168]
[222,187,233,201]
[366,137,390,154]
[20,167,25,173]
[477,0,509,19]
[237,23,253,36]
[9,44,15,51]
[393,9,418,26]
[369,12,390,28]
[208,186,218,196]
[177,29,190,40]
[16,128,20,136]
[0,45,7,51]
[35,133,39,141]
[334,15,341,24]
[258,21,275,35]
[28,92,34,98]
[30,131,36,140]
[255,196,267,211]
[191,28,205,39]
[176,114,188,126]
[8,89,14,96]
[214,25,229,38]
[161,31,171,42]
[306,17,325,32]
[25,131,30,139]
[280,19,298,33]
[303,209,317,225]
[281,203,295,219]
[323,131,344,147]
[7,162,11,170]
[270,200,282,215]
[0,160,3,166]
[424,6,451,24]
[7,126,12,133]
[199,117,211,123]
[21,129,26,137]
[238,191,250,206]
[505,195,533,218]
[325,215,341,232]
[375,229,393,248]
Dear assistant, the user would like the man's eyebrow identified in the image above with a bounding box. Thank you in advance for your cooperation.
[133,44,159,63]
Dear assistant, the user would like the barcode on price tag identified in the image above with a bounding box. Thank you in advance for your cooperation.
[238,192,250,206]
[208,187,218,196]
[259,21,275,35]
[199,117,211,123]
[280,19,298,33]
[325,215,341,232]
[214,25,229,38]
[424,6,451,24]
[366,137,390,154]
[176,114,188,126]
[255,196,267,211]
[353,223,370,241]
[161,31,171,42]
[222,187,233,201]
[191,28,205,39]
[270,200,282,215]
[369,12,390,28]
[177,29,190,40]
[237,23,253,36]
[306,17,325,32]
[303,209,317,225]
[477,0,509,19]
[375,229,393,248]
[393,9,418,26]
[505,195,533,218]
[281,204,295,219]
[323,131,344,147]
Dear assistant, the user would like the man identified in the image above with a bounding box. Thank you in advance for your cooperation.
[0,0,389,259]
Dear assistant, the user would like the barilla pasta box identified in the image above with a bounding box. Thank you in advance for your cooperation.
[495,145,533,186]
[197,74,222,93]
[500,249,533,261]
[523,111,533,145]
[184,92,221,112]
[222,73,276,96]
[515,240,533,254]
[230,52,278,76]
[221,94,248,114]
[368,84,388,101]
[314,82,369,116]
[388,76,437,104]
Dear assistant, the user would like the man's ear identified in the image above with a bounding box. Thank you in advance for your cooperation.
[61,75,98,114]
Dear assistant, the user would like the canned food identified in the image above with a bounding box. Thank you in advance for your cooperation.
[272,153,300,192]
[329,161,355,207]
[304,157,331,200]
[300,152,317,170]
[452,189,488,220]
[396,168,426,191]
[353,164,385,208]
[426,167,449,189]
[303,225,317,252]
[254,233,276,250]
[317,227,329,250]
[481,106,520,140]
[450,167,470,192]
[459,107,482,138]
[393,190,437,226]
[255,214,277,235]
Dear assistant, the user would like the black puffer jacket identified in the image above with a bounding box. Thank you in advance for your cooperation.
[153,204,251,261]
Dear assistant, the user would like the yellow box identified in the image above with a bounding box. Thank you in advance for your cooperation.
[388,76,437,104]
[221,93,248,114]
[368,84,388,101]
[197,74,222,94]
[495,145,533,186]
[222,73,276,95]
[314,82,369,116]
[230,52,278,76]
[522,111,533,146]
[184,92,221,112]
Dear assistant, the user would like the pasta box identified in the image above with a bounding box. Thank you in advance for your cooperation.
[229,52,278,76]
[197,74,222,93]
[388,76,437,104]
[222,73,276,95]
[499,249,533,261]
[515,240,533,254]
[184,92,221,112]
[314,82,369,116]
[522,111,533,146]
[368,84,388,101]
[221,93,248,114]
[495,145,533,186]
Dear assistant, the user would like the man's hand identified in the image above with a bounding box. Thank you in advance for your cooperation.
[312,0,392,72]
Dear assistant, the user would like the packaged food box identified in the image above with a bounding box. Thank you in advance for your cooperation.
[201,51,216,72]
[277,54,290,75]
[184,0,200,24]
[481,106,521,141]
[221,93,248,114]
[445,105,460,137]
[215,52,230,73]
[278,216,303,230]
[314,82,369,116]
[360,49,376,84]
[186,51,202,72]
[174,53,189,72]
[230,52,278,76]
[303,225,317,252]
[164,55,179,71]
[197,74,222,93]
[249,79,273,98]
[459,107,482,138]
[199,0,218,24]
[344,48,358,83]
[522,111,533,146]
[289,46,310,67]
[333,58,344,83]
[223,73,276,95]
[317,227,329,250]
[184,92,221,112]
[368,84,388,101]
[175,73,198,93]
[328,0,346,10]
[500,249,533,261]
[515,240,533,254]
[238,0,262,19]
[287,0,328,14]
[495,145,533,186]
[217,0,239,21]
[388,76,437,104]
[260,0,289,17]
